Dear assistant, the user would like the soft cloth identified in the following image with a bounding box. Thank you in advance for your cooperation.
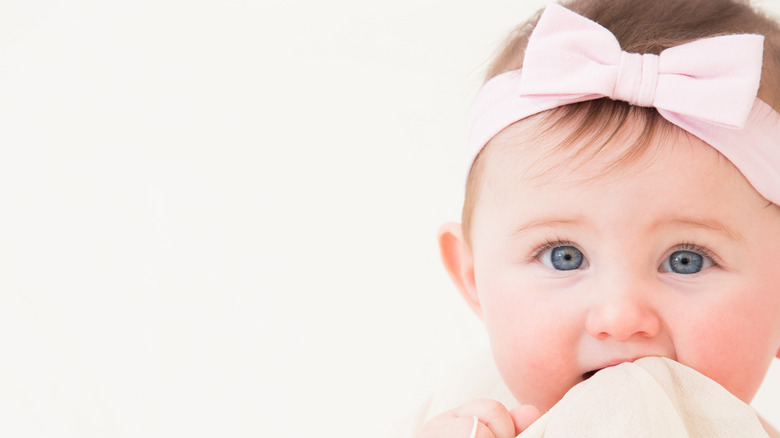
[518,357,768,437]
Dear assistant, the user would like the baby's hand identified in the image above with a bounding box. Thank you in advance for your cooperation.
[416,399,541,438]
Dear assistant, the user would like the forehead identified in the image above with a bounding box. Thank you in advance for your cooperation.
[477,110,735,195]
[469,110,761,231]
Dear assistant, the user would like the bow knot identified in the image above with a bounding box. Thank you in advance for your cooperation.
[517,4,764,128]
[613,52,658,107]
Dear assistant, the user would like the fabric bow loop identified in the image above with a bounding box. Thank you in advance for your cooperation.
[518,3,764,128]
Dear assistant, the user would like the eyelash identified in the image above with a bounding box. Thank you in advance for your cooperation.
[528,238,577,263]
[528,239,720,267]
[671,242,720,267]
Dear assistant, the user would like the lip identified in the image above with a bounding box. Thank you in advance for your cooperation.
[581,356,647,380]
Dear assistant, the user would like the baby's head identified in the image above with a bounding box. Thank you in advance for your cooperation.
[439,0,780,414]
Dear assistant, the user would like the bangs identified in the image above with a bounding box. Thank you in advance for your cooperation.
[462,99,683,244]
[525,99,679,184]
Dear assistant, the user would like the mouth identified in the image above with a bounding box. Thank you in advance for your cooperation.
[582,369,601,380]
[581,357,647,381]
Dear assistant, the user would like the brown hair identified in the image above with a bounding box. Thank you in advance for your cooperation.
[462,0,780,244]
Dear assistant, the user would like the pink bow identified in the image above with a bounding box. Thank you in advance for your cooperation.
[518,4,765,128]
[467,4,780,206]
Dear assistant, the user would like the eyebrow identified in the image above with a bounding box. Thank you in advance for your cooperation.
[512,217,585,236]
[655,217,745,242]
[511,216,744,242]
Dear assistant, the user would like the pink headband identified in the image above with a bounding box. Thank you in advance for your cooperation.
[468,3,780,205]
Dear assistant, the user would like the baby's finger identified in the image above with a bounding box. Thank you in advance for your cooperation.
[509,405,542,433]
[416,415,488,438]
[451,399,516,438]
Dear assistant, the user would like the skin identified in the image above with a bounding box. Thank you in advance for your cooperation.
[423,117,780,438]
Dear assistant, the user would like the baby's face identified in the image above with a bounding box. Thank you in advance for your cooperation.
[466,119,780,413]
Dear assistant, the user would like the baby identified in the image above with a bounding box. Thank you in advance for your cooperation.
[418,0,780,437]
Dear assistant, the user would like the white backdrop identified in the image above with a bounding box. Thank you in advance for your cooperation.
[0,1,778,437]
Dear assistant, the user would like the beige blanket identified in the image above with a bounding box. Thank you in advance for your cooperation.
[518,357,767,437]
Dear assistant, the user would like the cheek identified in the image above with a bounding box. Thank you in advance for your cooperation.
[479,286,582,409]
[479,277,568,359]
[677,282,780,403]
[481,290,547,364]
[682,324,768,403]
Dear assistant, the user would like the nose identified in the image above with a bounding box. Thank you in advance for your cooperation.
[585,278,662,341]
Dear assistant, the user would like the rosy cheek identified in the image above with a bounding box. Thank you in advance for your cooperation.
[678,306,769,403]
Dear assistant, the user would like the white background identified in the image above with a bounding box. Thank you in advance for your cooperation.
[0,1,779,437]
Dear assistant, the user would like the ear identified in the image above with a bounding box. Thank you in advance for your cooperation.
[438,222,482,319]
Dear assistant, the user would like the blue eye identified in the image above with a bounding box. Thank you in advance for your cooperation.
[539,245,587,271]
[660,248,714,274]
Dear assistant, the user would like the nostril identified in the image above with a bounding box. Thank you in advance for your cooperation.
[585,298,662,341]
